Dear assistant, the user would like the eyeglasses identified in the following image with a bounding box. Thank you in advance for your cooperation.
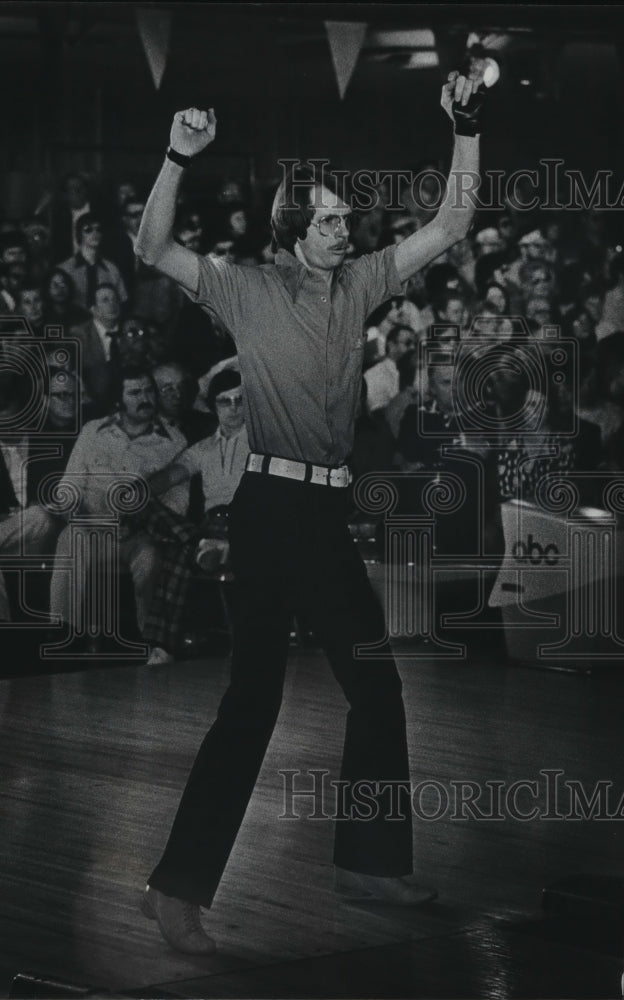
[82,224,102,234]
[310,214,352,238]
[215,393,243,408]
[122,326,145,339]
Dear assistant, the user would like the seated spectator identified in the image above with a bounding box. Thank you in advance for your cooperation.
[397,350,498,554]
[58,214,127,311]
[115,315,176,370]
[384,349,429,440]
[152,360,215,444]
[0,368,70,620]
[508,228,552,285]
[525,295,554,331]
[364,324,415,413]
[0,231,29,305]
[42,268,90,330]
[474,250,523,313]
[16,283,45,336]
[137,369,249,663]
[519,259,557,307]
[364,297,425,366]
[70,283,122,414]
[49,366,188,651]
[110,195,146,298]
[174,211,204,254]
[446,236,476,289]
[473,226,504,258]
[47,172,97,261]
[21,218,52,287]
[430,290,468,338]
[469,304,504,339]
[497,211,517,249]
[483,344,600,507]
[484,282,509,314]
[424,261,468,305]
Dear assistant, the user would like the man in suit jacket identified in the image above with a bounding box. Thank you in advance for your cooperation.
[70,283,122,414]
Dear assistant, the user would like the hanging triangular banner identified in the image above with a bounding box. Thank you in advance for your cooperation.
[136,7,172,90]
[325,21,367,99]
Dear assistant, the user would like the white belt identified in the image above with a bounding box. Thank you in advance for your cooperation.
[246,453,352,488]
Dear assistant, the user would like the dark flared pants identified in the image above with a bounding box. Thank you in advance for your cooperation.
[149,471,413,906]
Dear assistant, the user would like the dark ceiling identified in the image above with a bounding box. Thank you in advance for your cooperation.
[0,4,621,191]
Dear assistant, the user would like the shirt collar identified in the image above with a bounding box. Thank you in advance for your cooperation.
[274,248,340,302]
[98,412,173,439]
[74,251,107,269]
[93,316,118,337]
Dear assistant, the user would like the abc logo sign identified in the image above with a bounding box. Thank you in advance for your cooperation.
[512,534,559,566]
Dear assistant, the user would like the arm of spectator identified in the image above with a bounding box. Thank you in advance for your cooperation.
[395,72,481,282]
[135,107,217,293]
[146,460,190,500]
[51,428,92,519]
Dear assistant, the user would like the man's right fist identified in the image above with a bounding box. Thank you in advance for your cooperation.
[170,108,217,157]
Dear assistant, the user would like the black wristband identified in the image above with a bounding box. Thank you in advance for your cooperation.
[452,86,486,137]
[166,145,192,167]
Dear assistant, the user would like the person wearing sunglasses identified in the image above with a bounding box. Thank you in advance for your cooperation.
[139,369,249,666]
[58,212,127,311]
[135,69,485,954]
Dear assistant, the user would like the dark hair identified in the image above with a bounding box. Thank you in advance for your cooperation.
[113,365,155,407]
[76,213,102,243]
[270,163,343,254]
[366,297,404,330]
[207,369,242,412]
[386,324,414,350]
[434,288,465,317]
[153,359,198,399]
[474,251,510,299]
[424,263,462,303]
[484,282,509,311]
[46,266,75,299]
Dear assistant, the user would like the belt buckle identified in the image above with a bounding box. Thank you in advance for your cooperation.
[329,466,345,488]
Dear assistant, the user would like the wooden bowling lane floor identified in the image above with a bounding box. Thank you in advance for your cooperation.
[0,649,623,997]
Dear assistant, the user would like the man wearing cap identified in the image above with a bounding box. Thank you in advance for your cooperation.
[135,70,484,954]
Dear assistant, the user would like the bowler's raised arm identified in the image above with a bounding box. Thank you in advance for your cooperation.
[395,71,483,282]
[135,107,217,292]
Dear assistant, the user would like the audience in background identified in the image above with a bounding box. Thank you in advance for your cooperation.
[0,158,622,657]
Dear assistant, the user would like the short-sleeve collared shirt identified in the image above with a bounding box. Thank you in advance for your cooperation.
[185,246,403,465]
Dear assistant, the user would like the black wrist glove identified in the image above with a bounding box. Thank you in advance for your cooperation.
[452,85,487,137]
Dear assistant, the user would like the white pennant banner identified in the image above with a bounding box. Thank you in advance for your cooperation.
[324,21,367,100]
[136,7,172,91]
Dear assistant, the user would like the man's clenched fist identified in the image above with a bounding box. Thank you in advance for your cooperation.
[170,108,217,157]
[440,71,482,122]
